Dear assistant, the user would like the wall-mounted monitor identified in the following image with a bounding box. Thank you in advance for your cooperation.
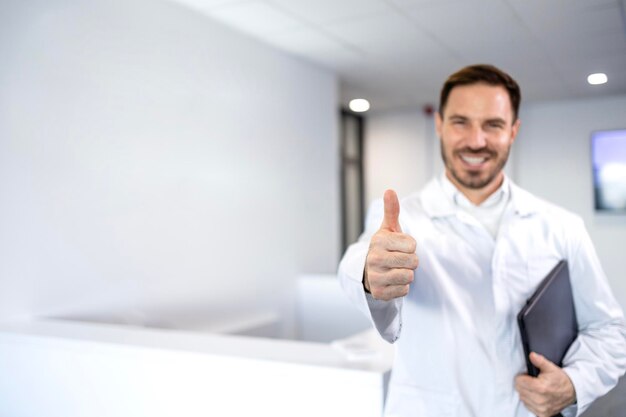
[592,129,626,212]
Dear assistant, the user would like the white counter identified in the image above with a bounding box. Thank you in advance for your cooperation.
[0,318,393,417]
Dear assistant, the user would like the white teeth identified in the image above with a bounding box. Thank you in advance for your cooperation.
[460,155,487,165]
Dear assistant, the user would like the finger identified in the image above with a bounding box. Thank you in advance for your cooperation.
[530,352,559,373]
[516,377,556,417]
[380,189,402,232]
[518,396,541,417]
[517,388,546,416]
[516,382,541,400]
[515,374,538,390]
[514,374,532,391]
[380,268,415,286]
[519,392,552,417]
[378,252,419,270]
[368,250,417,270]
[516,373,551,397]
[371,231,416,253]
[374,284,410,301]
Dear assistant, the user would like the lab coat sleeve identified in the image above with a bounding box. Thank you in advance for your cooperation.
[337,199,403,344]
[560,217,626,417]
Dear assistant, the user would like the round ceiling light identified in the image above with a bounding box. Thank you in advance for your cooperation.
[349,99,370,112]
[587,73,608,85]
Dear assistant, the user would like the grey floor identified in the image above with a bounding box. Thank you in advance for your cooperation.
[581,375,626,416]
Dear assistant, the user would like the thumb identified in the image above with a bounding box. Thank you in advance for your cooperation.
[381,189,402,232]
[530,352,559,373]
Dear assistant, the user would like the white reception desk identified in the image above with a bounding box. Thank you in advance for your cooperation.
[0,277,394,417]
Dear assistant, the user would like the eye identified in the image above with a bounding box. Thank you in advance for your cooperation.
[486,122,504,129]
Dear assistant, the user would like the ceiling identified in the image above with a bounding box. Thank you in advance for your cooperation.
[171,0,626,112]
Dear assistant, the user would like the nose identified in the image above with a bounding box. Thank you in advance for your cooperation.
[467,124,487,149]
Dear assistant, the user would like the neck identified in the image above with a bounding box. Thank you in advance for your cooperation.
[446,171,504,205]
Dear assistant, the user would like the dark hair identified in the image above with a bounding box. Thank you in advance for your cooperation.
[439,64,521,122]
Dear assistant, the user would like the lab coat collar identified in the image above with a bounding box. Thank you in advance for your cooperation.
[508,181,540,217]
[420,174,540,219]
[420,178,457,218]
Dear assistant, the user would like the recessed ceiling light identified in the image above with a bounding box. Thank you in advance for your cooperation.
[587,73,608,85]
[349,99,370,113]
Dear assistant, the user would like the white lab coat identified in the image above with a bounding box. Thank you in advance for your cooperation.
[338,177,626,417]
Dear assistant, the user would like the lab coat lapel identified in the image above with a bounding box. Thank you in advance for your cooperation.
[420,177,495,249]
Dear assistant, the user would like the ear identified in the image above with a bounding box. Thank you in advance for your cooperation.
[435,111,443,140]
[510,118,521,144]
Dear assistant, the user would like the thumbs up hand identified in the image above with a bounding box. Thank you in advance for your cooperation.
[364,190,419,301]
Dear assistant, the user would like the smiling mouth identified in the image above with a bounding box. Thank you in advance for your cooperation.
[459,154,489,166]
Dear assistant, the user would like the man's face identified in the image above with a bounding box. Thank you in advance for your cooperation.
[435,83,520,191]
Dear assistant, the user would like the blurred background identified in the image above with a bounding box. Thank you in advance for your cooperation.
[0,0,625,415]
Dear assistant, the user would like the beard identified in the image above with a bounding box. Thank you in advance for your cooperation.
[440,142,511,190]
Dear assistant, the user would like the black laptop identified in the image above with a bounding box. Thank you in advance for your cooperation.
[517,260,578,377]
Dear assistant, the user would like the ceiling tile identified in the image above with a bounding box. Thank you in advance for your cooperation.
[261,26,365,70]
[267,0,390,25]
[174,0,257,13]
[386,0,464,10]
[508,0,625,36]
[206,1,303,36]
[322,10,462,94]
[405,0,537,60]
[552,42,626,83]
[324,11,444,59]
[551,32,626,59]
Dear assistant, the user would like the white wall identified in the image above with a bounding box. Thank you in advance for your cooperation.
[363,95,626,310]
[0,0,339,326]
[364,109,438,205]
[515,95,626,309]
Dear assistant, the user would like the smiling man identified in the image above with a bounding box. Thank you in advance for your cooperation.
[338,65,626,417]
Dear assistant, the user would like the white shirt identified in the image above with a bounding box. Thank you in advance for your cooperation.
[439,173,510,239]
[338,176,626,417]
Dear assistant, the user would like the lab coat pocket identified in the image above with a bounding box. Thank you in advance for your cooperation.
[384,383,459,417]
